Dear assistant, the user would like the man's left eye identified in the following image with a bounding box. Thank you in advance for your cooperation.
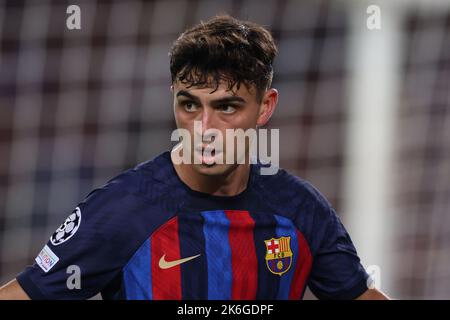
[219,105,236,114]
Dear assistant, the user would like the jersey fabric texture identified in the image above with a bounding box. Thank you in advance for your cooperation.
[17,151,369,300]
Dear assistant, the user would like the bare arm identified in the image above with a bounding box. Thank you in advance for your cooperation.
[356,288,390,300]
[0,279,30,300]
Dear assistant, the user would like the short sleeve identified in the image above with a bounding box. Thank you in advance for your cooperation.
[307,206,370,300]
[16,170,149,300]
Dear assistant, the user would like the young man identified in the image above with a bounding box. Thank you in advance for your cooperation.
[0,15,388,300]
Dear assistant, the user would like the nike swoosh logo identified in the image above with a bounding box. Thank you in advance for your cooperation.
[158,254,201,269]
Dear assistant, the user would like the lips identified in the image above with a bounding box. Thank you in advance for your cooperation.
[195,144,221,165]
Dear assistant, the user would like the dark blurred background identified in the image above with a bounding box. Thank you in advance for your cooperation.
[0,0,449,299]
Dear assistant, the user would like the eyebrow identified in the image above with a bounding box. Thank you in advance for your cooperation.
[176,90,246,104]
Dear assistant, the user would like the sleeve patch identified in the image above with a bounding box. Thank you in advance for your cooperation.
[50,207,82,246]
[35,245,60,273]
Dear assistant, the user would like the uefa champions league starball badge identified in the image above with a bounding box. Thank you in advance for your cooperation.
[50,207,82,246]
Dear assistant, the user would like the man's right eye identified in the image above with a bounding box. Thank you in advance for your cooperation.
[182,102,198,112]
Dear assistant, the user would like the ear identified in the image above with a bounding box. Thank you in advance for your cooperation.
[256,88,278,127]
[170,85,174,93]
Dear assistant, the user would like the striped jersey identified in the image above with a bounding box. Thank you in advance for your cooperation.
[17,151,369,300]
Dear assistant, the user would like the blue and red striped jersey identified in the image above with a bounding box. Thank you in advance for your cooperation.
[17,151,369,300]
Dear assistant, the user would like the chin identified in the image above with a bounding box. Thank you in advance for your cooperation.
[193,163,237,176]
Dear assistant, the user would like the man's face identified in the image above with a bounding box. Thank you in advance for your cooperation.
[172,79,276,176]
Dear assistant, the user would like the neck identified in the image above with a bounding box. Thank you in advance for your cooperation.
[171,153,251,197]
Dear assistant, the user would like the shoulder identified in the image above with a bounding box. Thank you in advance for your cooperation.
[72,151,180,239]
[57,152,178,247]
[253,164,337,250]
[253,164,332,218]
[84,151,175,205]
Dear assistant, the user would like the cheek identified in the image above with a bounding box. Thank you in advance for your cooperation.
[174,109,191,127]
[174,114,196,141]
[230,109,259,129]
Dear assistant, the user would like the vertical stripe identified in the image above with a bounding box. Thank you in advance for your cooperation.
[249,212,280,299]
[201,210,232,300]
[151,216,182,300]
[123,238,152,300]
[274,214,298,300]
[225,210,258,300]
[178,212,208,299]
[288,230,313,299]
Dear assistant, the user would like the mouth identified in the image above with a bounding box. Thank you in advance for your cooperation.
[194,145,221,165]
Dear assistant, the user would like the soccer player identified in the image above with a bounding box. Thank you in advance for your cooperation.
[0,15,389,300]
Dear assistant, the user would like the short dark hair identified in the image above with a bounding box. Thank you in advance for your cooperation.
[169,15,277,100]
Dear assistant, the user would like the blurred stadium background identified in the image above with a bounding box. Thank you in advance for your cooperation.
[0,0,449,299]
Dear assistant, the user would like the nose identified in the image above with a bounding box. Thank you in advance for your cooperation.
[200,106,214,131]
[195,107,216,142]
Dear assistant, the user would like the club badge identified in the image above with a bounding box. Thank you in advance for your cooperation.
[264,236,293,276]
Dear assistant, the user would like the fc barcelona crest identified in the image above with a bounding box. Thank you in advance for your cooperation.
[264,236,293,276]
